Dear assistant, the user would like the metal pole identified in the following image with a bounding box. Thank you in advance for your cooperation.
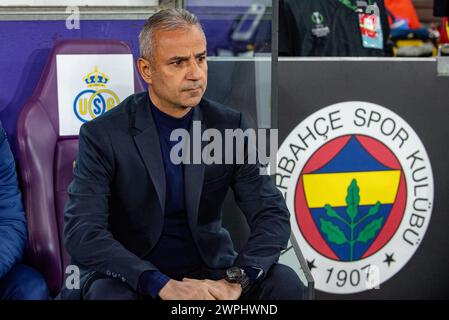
[271,0,278,130]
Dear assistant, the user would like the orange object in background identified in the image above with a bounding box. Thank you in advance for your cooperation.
[385,0,421,29]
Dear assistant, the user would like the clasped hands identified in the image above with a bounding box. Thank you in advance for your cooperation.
[159,278,242,300]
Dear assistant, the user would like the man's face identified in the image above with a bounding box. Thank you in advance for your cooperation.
[144,25,208,111]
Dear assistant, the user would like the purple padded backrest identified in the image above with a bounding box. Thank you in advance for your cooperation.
[16,40,144,296]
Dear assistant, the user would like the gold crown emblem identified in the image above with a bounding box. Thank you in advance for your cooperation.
[83,65,109,88]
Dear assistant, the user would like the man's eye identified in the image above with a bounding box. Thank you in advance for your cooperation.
[172,60,183,66]
[198,56,206,62]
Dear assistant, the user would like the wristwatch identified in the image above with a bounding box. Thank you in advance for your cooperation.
[224,266,250,292]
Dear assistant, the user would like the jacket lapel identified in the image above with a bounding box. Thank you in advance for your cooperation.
[184,105,206,231]
[131,93,166,214]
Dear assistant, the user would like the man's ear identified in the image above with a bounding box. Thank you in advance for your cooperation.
[137,57,153,85]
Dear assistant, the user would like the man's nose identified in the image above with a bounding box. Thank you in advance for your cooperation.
[186,60,203,80]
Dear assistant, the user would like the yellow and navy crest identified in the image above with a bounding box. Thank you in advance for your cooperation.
[73,66,120,123]
[296,135,405,262]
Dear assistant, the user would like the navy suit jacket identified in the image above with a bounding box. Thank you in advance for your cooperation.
[63,92,291,295]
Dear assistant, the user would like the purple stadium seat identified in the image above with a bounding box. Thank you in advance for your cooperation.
[15,40,144,297]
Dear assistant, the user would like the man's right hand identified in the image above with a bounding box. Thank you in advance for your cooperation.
[158,279,217,300]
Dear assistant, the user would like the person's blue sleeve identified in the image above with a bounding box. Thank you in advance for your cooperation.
[138,270,171,299]
[0,125,27,279]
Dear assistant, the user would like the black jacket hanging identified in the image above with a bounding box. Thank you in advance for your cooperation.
[279,0,391,56]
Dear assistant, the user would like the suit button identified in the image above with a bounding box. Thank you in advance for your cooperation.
[106,270,111,276]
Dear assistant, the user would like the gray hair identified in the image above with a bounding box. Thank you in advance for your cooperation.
[139,8,204,61]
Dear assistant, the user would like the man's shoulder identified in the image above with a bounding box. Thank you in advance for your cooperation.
[200,98,242,127]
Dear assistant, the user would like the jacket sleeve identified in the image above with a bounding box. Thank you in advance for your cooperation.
[63,122,157,291]
[230,113,291,278]
[0,125,27,279]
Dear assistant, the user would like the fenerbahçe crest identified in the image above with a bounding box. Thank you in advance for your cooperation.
[73,66,121,123]
[276,102,434,294]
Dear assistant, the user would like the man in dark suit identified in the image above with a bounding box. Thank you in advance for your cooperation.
[61,8,303,300]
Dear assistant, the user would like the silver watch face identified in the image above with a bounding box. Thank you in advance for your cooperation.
[226,267,243,281]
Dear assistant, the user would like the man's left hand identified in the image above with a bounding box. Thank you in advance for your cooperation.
[182,278,242,300]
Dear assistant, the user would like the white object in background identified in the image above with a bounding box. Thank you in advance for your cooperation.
[56,54,135,136]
